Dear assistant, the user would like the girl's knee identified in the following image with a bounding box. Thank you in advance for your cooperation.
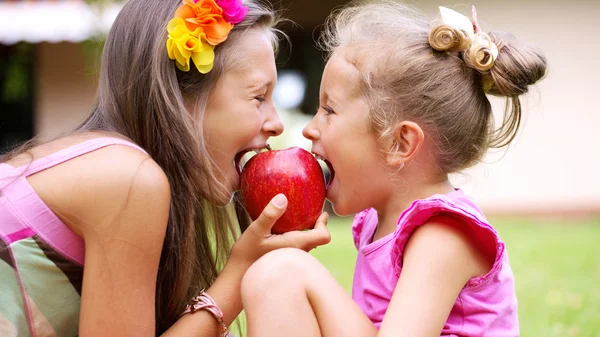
[241,248,316,293]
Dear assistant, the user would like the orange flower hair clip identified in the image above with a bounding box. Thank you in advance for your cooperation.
[166,0,248,73]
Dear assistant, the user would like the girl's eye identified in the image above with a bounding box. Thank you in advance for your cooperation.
[255,96,266,103]
[322,106,335,115]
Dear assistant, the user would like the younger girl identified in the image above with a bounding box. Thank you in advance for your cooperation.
[241,2,547,336]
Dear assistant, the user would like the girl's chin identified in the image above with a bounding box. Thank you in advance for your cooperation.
[327,191,356,217]
[328,202,345,217]
[330,203,354,217]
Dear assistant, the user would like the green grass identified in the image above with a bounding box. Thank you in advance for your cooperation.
[310,216,600,337]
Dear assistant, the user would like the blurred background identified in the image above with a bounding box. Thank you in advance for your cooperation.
[0,0,598,336]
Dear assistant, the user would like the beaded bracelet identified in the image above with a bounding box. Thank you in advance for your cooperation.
[181,290,229,337]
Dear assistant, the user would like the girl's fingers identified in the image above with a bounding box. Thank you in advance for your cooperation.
[303,212,332,250]
[250,194,288,234]
[269,212,331,251]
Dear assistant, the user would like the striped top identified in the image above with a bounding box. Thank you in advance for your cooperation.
[0,138,146,337]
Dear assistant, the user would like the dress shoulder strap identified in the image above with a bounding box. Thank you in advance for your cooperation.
[21,137,148,177]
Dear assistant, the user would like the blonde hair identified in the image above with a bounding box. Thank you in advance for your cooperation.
[320,0,547,174]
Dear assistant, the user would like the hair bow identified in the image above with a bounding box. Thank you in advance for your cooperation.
[430,6,499,73]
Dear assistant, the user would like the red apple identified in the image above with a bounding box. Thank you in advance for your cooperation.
[240,147,326,234]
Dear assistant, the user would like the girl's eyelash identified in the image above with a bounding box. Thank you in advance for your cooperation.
[321,106,335,115]
[255,96,266,103]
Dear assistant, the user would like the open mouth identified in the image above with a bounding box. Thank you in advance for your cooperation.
[313,154,335,190]
[235,144,271,175]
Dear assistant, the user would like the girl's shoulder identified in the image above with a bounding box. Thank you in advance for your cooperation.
[7,132,170,239]
[391,190,505,283]
[4,131,140,166]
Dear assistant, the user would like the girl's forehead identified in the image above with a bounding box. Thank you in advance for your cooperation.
[225,30,276,82]
[322,51,363,99]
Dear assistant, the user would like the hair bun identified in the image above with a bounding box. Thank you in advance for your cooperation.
[428,24,470,52]
[485,32,547,97]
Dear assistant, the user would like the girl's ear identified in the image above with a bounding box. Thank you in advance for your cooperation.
[385,121,425,167]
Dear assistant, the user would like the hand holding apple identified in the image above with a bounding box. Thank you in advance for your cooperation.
[240,147,326,234]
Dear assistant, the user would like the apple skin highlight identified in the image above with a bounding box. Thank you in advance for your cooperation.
[240,147,326,234]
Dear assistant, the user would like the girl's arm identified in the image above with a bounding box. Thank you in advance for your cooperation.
[75,149,171,336]
[164,204,331,337]
[72,146,330,337]
[378,216,494,337]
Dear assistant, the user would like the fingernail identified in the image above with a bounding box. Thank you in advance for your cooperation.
[273,194,287,208]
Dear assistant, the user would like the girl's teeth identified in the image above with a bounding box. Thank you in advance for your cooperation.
[252,146,271,155]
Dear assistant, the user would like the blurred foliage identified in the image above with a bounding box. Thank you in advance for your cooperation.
[1,43,33,102]
[0,43,34,153]
[80,39,105,78]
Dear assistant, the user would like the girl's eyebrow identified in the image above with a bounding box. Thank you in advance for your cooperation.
[247,78,274,92]
[321,90,340,107]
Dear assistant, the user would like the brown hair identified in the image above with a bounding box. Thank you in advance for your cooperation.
[1,0,283,334]
[319,1,547,174]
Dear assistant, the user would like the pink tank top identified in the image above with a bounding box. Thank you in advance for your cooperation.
[351,189,519,336]
[0,137,147,337]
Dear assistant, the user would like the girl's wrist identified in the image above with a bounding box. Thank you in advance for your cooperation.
[229,241,260,268]
[201,250,253,328]
[227,247,255,271]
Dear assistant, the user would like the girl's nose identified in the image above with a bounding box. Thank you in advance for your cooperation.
[302,118,320,141]
[264,105,284,136]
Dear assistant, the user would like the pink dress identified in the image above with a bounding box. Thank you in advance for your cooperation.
[351,189,519,336]
[0,137,146,337]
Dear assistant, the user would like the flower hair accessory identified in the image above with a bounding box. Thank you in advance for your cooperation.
[429,6,499,74]
[166,0,248,73]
